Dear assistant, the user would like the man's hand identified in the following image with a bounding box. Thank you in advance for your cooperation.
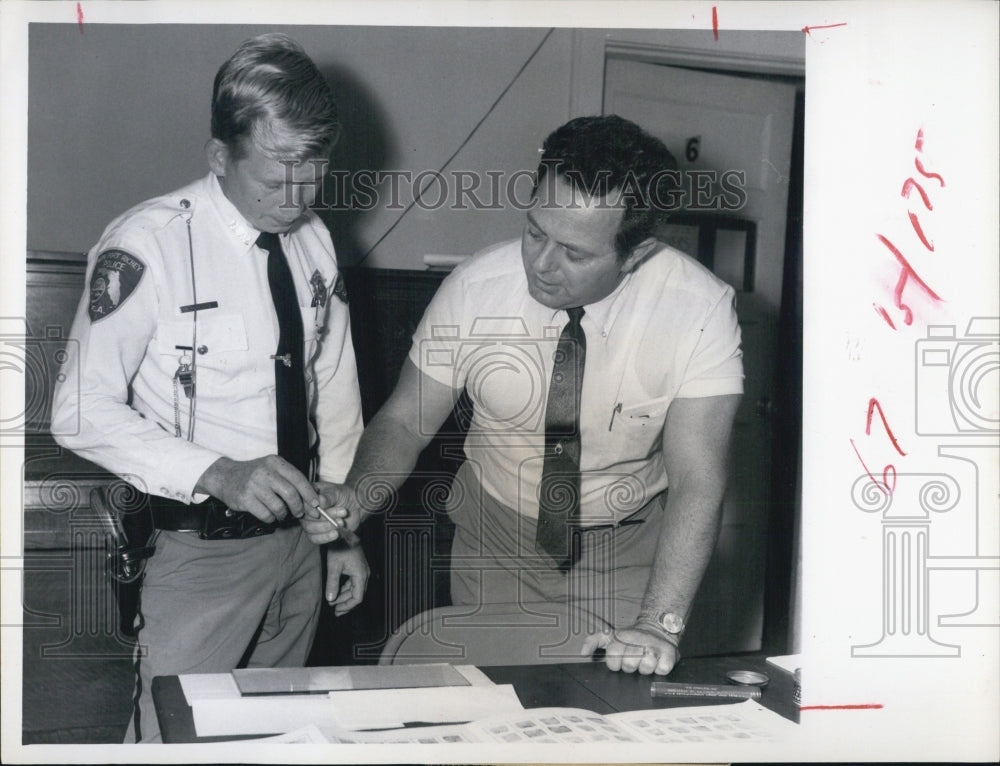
[325,545,369,616]
[298,481,361,545]
[195,456,321,523]
[581,625,680,675]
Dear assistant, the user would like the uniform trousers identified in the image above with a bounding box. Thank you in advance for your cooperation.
[124,525,321,743]
[447,461,664,630]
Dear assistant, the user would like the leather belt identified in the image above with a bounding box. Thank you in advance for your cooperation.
[575,516,646,534]
[147,494,298,540]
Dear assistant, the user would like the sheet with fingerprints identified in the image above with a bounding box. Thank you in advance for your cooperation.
[607,702,798,744]
[317,700,796,745]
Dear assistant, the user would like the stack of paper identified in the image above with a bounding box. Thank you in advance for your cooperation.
[179,664,522,738]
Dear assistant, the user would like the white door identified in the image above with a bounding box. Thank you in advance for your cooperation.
[604,58,798,654]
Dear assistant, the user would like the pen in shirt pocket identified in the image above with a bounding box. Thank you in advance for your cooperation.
[608,402,622,431]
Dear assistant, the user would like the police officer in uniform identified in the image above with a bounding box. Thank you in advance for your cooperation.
[52,33,365,743]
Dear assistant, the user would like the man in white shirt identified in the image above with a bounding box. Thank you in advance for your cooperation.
[51,33,366,742]
[302,115,743,677]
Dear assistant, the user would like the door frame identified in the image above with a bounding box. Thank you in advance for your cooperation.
[568,29,805,118]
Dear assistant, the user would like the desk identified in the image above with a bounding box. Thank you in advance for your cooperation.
[153,652,797,744]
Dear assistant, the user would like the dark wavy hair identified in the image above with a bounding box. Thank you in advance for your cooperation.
[211,33,340,160]
[534,115,678,259]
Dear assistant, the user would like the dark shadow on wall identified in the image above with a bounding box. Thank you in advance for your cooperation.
[762,87,804,655]
[316,62,393,269]
[307,267,470,667]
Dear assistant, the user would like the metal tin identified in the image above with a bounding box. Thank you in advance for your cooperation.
[726,669,770,687]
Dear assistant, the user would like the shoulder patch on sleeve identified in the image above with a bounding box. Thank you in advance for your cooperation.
[89,249,146,322]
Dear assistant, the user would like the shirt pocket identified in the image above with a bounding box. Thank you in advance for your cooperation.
[601,397,672,460]
[156,314,249,382]
[618,397,671,429]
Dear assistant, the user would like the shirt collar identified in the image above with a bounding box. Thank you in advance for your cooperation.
[203,173,261,251]
[542,270,633,336]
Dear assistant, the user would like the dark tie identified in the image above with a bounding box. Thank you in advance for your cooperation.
[535,306,586,569]
[256,232,311,477]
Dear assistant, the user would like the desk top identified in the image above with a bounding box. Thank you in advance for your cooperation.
[153,652,797,744]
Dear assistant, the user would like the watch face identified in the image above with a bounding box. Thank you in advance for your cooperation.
[659,612,684,634]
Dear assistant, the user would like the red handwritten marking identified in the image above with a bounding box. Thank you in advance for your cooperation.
[873,303,897,329]
[901,177,932,210]
[77,2,84,32]
[800,704,884,711]
[866,398,907,456]
[915,156,945,187]
[876,234,943,325]
[801,22,848,36]
[712,7,719,40]
[908,211,934,251]
[914,128,925,151]
[850,438,895,494]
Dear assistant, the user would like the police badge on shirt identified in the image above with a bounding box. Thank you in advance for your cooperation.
[310,268,349,307]
[89,249,145,321]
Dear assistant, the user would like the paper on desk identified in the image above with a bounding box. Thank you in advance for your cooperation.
[453,664,493,685]
[191,694,339,737]
[326,684,524,730]
[233,663,473,695]
[317,699,799,745]
[179,672,240,701]
[254,723,330,743]
[186,672,518,738]
[765,654,802,675]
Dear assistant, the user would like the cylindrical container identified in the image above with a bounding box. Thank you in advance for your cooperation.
[650,681,761,701]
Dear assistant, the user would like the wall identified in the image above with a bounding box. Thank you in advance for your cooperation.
[27,25,804,270]
[27,24,573,268]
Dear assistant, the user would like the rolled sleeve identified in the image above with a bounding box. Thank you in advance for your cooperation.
[407,268,467,391]
[674,287,744,399]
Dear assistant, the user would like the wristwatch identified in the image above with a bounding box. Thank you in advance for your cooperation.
[653,611,685,637]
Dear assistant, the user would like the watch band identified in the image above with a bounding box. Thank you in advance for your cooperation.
[634,609,686,647]
[633,618,681,648]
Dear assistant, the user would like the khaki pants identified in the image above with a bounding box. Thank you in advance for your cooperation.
[124,526,321,743]
[447,460,664,629]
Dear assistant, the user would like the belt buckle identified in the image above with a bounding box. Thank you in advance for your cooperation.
[200,502,273,540]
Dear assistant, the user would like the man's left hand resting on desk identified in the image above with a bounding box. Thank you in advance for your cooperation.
[581,626,679,675]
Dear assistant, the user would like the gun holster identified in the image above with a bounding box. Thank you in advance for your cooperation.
[90,485,156,637]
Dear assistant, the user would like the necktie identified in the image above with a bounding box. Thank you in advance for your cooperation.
[256,232,311,477]
[535,306,586,569]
